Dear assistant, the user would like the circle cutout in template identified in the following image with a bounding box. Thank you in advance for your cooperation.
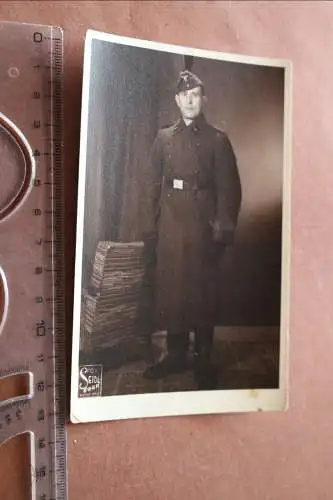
[0,266,9,337]
[0,112,35,223]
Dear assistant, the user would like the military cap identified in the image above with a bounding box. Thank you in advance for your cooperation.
[176,70,204,93]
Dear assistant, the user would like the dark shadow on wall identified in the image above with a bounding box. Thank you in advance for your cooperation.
[82,40,183,286]
[217,202,282,326]
[81,39,284,327]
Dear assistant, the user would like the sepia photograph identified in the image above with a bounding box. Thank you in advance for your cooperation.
[70,30,292,422]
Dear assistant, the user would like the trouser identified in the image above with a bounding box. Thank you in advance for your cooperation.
[167,328,214,356]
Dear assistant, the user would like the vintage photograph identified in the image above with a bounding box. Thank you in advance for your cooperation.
[70,30,291,422]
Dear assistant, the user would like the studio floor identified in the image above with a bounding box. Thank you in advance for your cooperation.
[99,327,280,395]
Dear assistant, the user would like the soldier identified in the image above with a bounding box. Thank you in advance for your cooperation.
[141,69,242,389]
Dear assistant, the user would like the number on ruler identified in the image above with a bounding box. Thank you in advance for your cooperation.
[35,466,46,480]
[37,409,45,422]
[16,408,23,420]
[38,437,46,449]
[36,381,45,392]
[36,321,46,336]
[33,32,43,43]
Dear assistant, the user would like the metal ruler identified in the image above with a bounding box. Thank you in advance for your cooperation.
[0,22,67,500]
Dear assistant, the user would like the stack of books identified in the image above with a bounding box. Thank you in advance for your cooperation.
[83,241,145,350]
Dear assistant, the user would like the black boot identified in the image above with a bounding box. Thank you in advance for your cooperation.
[143,332,189,380]
[193,328,218,390]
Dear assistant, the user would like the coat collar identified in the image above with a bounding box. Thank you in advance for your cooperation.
[171,113,207,136]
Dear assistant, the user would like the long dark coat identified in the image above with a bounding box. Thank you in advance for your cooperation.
[142,113,241,333]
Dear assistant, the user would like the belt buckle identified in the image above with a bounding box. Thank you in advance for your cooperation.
[173,178,184,190]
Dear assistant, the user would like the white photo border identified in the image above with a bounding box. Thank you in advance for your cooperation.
[70,29,292,423]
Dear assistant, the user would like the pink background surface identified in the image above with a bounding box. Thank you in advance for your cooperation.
[0,1,333,499]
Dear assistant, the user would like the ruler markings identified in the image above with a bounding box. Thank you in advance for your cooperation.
[0,23,67,500]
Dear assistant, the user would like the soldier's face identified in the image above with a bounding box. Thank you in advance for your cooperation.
[175,86,206,120]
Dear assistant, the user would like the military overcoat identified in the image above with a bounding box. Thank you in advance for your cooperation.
[142,113,242,332]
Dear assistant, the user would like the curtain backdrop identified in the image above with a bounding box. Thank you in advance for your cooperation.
[82,39,284,326]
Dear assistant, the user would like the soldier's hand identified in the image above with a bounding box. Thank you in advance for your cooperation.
[209,219,222,242]
[209,220,234,245]
[142,232,158,265]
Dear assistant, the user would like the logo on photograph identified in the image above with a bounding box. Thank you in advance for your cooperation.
[78,364,103,397]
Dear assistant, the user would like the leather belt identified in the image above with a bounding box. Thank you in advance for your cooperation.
[163,177,210,192]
